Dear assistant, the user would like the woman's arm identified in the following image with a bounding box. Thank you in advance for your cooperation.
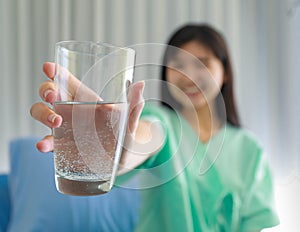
[118,119,165,175]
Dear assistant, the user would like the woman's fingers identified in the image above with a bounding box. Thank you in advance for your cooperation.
[36,135,54,153]
[43,62,101,102]
[38,81,58,103]
[30,102,60,153]
[30,102,62,128]
[128,81,145,134]
[43,62,56,79]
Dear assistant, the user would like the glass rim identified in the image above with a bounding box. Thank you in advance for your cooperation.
[55,40,135,55]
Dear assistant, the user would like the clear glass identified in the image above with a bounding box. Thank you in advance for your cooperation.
[53,41,135,196]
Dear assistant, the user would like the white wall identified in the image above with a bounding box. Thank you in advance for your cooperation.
[0,0,299,230]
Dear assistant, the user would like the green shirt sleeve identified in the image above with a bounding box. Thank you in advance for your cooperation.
[239,149,280,231]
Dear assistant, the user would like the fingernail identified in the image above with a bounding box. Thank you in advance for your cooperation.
[48,114,57,123]
[141,81,145,92]
[44,89,52,99]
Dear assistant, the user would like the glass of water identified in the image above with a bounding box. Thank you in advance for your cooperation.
[53,41,135,196]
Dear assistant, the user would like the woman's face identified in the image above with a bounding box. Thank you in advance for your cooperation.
[166,40,225,111]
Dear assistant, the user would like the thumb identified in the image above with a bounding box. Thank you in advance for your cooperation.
[127,81,145,134]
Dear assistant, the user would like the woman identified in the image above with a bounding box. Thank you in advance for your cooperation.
[31,24,279,231]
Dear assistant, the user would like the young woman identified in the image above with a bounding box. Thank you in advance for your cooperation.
[31,24,279,231]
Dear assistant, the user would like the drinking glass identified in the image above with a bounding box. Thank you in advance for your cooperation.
[53,41,135,196]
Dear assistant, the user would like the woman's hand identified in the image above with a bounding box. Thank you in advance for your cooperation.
[30,62,145,153]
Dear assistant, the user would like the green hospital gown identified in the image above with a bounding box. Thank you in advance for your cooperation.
[118,103,279,232]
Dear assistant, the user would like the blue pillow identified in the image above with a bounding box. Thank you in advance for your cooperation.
[7,137,140,232]
[0,174,10,232]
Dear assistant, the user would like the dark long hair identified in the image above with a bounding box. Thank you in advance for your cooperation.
[161,24,240,127]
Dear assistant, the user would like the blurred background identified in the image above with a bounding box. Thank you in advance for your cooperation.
[0,0,299,230]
